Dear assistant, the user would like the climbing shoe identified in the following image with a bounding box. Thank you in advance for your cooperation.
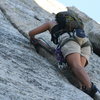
[82,82,98,98]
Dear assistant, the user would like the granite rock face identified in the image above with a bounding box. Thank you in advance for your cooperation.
[0,0,100,100]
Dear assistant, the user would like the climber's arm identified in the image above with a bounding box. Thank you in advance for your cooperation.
[29,22,50,38]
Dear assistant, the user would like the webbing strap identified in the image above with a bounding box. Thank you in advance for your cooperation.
[81,41,92,48]
[59,38,76,47]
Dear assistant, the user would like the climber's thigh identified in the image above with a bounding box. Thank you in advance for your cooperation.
[65,53,82,68]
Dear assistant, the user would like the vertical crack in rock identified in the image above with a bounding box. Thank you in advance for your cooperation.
[0,6,29,40]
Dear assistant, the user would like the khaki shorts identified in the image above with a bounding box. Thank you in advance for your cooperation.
[61,40,91,64]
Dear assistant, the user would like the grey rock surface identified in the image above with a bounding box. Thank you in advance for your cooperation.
[0,0,100,100]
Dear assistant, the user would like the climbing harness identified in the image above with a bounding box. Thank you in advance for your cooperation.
[55,44,67,70]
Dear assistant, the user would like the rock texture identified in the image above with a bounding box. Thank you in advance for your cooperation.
[0,0,100,100]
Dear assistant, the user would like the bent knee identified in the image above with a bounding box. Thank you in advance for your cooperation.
[69,63,82,69]
[66,57,82,68]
